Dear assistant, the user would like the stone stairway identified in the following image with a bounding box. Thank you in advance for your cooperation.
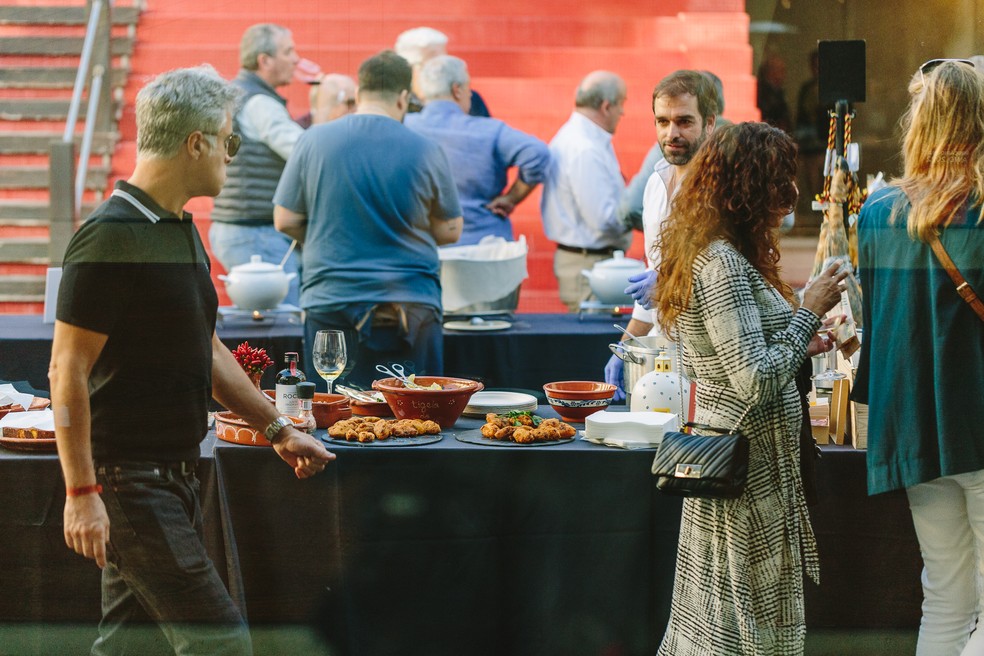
[0,2,140,313]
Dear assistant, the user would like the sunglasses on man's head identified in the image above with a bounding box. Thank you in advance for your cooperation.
[918,58,975,83]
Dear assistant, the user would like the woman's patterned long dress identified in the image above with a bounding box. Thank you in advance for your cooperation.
[657,240,822,656]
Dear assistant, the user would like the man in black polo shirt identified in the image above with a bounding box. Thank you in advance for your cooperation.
[49,65,333,655]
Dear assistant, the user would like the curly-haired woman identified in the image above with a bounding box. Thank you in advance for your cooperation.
[652,121,847,655]
[854,59,984,656]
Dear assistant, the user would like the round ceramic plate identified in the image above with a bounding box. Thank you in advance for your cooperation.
[443,320,512,332]
[0,436,57,452]
[462,391,538,418]
[454,428,573,448]
[321,434,443,448]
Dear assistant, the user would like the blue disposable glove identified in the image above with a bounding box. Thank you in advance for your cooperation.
[624,270,657,310]
[605,352,626,403]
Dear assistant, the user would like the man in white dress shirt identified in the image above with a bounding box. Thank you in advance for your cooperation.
[541,71,631,311]
[605,70,720,399]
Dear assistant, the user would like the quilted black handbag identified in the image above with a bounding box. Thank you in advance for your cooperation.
[651,422,750,500]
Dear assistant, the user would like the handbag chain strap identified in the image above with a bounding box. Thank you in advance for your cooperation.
[928,233,984,324]
[675,336,753,434]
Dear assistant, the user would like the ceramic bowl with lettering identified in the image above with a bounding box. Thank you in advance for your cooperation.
[542,381,617,422]
[371,376,484,429]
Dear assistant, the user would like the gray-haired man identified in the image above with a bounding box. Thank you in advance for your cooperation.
[50,65,333,655]
[541,70,631,311]
[210,23,304,306]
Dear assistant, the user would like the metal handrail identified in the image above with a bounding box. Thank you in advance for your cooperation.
[63,0,104,143]
[50,0,113,265]
[75,65,105,208]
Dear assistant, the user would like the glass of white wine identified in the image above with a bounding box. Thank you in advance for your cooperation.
[312,330,347,394]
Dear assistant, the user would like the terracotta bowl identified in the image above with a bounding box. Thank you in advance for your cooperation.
[542,381,617,423]
[350,399,394,417]
[214,411,307,447]
[262,390,351,428]
[371,376,484,429]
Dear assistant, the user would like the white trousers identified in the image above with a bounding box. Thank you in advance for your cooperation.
[907,468,984,656]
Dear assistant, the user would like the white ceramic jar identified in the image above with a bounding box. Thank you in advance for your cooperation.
[629,350,692,422]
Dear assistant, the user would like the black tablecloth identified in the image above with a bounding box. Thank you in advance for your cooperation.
[0,313,621,393]
[0,409,922,656]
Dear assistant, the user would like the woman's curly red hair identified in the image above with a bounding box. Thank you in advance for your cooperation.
[653,121,798,336]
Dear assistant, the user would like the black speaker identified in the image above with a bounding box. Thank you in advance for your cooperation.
[818,40,866,104]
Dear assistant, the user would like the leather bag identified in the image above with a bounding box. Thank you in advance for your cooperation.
[651,422,750,500]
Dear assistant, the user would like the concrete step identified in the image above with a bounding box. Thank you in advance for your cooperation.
[0,98,119,121]
[0,164,108,190]
[0,130,117,155]
[0,35,132,56]
[0,66,128,89]
[0,5,140,26]
[0,236,48,264]
[0,199,95,223]
[0,273,44,301]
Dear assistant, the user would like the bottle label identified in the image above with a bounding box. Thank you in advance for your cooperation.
[276,384,300,416]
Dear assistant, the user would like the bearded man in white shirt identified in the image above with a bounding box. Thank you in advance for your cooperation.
[604,70,720,400]
[541,71,631,311]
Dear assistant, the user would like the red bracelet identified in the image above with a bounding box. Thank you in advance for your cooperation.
[66,484,103,498]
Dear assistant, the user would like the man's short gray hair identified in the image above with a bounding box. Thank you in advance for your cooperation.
[135,65,242,159]
[575,71,625,110]
[417,55,468,101]
[394,26,448,67]
[240,23,290,71]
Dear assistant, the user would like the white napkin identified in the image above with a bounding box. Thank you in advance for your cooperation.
[0,409,55,431]
[583,410,679,447]
[439,236,528,311]
[0,384,35,412]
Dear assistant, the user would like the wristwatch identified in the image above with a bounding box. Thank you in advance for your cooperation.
[263,415,292,444]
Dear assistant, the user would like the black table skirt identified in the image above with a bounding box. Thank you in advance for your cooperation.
[0,312,621,394]
[0,411,921,656]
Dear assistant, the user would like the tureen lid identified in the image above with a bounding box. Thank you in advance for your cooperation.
[594,251,644,270]
[230,255,284,274]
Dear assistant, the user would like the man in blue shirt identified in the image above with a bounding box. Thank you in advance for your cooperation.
[274,51,463,388]
[405,55,550,245]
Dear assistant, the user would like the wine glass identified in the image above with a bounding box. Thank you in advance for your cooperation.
[312,330,347,394]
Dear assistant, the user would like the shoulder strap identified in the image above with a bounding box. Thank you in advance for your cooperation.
[928,233,984,323]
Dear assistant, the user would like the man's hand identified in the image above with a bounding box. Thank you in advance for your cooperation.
[272,428,335,479]
[604,353,626,403]
[64,493,110,568]
[624,270,657,310]
[486,196,515,218]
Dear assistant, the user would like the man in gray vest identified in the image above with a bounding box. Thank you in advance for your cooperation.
[210,23,304,306]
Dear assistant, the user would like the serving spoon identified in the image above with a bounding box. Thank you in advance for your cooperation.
[613,324,649,348]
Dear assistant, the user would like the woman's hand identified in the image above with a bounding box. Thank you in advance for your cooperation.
[802,262,849,317]
[806,314,846,357]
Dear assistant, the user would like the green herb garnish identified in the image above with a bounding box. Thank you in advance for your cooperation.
[504,410,542,427]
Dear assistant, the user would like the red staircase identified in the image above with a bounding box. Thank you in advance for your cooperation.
[115,0,757,312]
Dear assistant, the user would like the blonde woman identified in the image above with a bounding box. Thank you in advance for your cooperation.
[854,59,984,655]
[652,122,846,655]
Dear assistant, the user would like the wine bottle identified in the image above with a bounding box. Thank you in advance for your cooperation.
[275,352,306,416]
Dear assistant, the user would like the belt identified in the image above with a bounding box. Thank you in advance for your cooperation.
[96,459,199,477]
[556,243,617,256]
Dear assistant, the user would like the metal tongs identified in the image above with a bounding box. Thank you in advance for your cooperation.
[375,363,422,388]
[335,384,384,403]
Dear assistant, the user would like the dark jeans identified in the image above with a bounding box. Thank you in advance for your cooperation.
[305,303,444,390]
[92,461,252,656]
